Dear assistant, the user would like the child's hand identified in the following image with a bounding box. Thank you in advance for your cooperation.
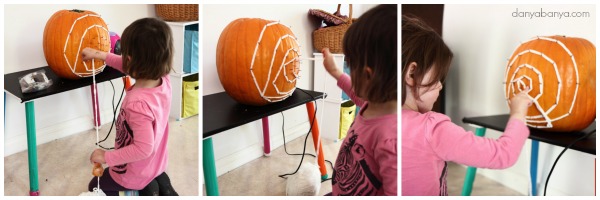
[509,88,533,123]
[90,149,106,164]
[81,47,107,61]
[322,48,343,80]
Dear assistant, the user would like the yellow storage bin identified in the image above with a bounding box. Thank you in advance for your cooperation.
[182,79,199,118]
[339,100,356,139]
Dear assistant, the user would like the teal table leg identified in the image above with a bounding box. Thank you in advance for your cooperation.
[530,140,539,196]
[203,138,219,196]
[25,101,40,196]
[461,127,486,196]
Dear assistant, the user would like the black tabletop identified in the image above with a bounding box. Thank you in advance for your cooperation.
[203,89,325,138]
[4,66,125,103]
[463,114,596,155]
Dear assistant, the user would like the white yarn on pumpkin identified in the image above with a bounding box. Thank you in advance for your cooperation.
[64,14,109,77]
[249,21,300,103]
[503,36,579,128]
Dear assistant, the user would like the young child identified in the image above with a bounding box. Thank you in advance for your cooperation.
[81,18,177,196]
[322,4,397,196]
[401,15,532,196]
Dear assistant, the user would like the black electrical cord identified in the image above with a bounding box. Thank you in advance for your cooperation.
[96,80,126,150]
[279,112,334,182]
[543,130,595,196]
[278,88,333,183]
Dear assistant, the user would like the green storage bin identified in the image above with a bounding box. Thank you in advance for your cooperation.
[339,100,356,140]
[182,79,199,118]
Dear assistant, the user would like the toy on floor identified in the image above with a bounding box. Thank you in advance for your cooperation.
[286,163,321,196]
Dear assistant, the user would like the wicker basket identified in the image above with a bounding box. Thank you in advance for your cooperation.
[313,5,353,53]
[155,4,198,22]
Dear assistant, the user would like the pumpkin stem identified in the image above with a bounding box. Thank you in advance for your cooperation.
[71,9,84,13]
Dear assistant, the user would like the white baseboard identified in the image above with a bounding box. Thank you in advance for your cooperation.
[4,109,116,157]
[214,121,310,177]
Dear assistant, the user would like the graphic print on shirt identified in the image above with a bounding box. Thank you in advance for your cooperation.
[439,161,448,196]
[332,131,382,195]
[111,109,134,174]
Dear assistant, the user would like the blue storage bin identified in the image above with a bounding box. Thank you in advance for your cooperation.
[183,24,198,74]
[342,61,351,101]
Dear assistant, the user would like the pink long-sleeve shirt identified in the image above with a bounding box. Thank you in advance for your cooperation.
[103,53,171,190]
[331,74,397,196]
[401,109,529,196]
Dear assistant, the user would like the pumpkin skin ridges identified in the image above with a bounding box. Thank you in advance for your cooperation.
[216,18,300,106]
[582,38,596,130]
[549,36,596,131]
[240,19,259,105]
[43,9,110,80]
[505,36,595,132]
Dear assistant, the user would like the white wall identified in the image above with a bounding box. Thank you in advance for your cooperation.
[202,3,376,179]
[443,4,595,196]
[3,4,156,156]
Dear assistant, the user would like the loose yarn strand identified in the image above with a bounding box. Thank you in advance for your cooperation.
[92,59,101,193]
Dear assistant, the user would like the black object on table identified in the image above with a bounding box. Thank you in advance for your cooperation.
[202,89,325,138]
[4,66,125,102]
[463,114,596,155]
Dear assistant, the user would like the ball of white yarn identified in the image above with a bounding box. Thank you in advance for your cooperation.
[286,163,321,196]
[79,188,106,196]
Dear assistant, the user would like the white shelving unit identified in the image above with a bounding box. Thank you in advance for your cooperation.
[313,52,347,141]
[167,21,199,120]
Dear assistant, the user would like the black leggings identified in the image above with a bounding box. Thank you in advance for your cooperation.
[88,168,178,196]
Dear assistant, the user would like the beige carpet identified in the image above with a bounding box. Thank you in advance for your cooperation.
[4,116,199,196]
[205,134,522,196]
[446,161,523,196]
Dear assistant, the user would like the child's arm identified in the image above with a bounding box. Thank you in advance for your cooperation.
[322,48,366,106]
[322,48,343,80]
[81,47,125,73]
[428,116,528,169]
[103,102,156,166]
[428,91,532,169]
[337,74,366,107]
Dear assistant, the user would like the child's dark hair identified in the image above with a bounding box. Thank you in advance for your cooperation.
[342,4,397,103]
[401,15,453,104]
[121,18,173,80]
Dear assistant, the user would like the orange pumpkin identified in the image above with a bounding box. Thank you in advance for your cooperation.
[504,36,595,131]
[43,9,110,79]
[216,18,301,106]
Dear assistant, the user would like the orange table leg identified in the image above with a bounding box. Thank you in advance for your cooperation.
[306,101,328,180]
[122,76,132,91]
